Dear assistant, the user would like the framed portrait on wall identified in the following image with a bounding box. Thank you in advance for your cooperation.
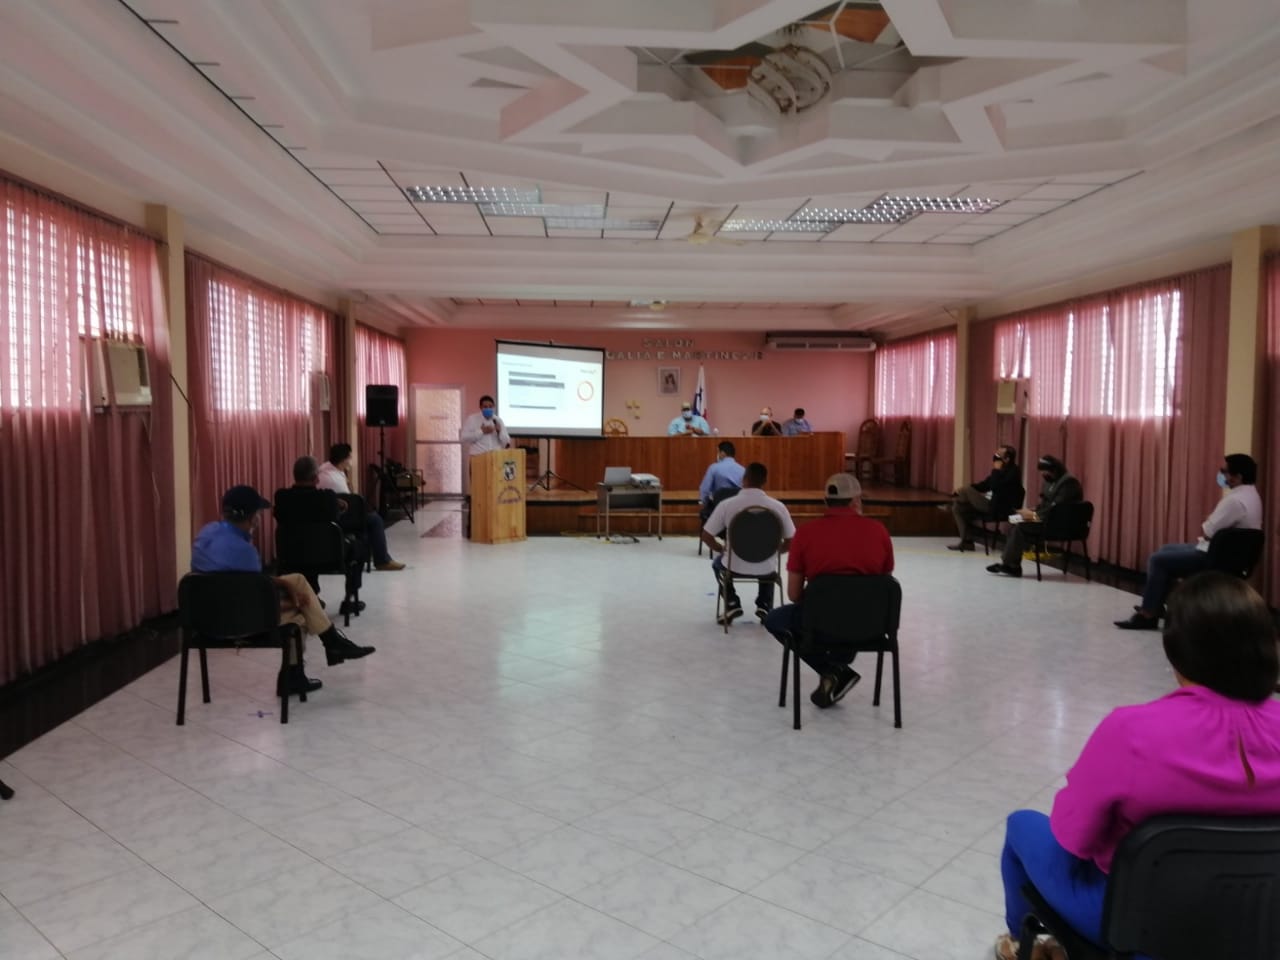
[657,366,681,395]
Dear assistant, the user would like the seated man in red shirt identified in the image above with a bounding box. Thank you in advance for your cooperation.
[763,472,895,707]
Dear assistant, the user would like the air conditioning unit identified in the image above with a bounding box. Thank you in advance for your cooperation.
[995,378,1028,416]
[764,332,877,352]
[310,371,332,412]
[87,338,151,408]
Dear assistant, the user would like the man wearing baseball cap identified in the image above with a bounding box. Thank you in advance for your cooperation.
[763,473,895,708]
[192,484,376,697]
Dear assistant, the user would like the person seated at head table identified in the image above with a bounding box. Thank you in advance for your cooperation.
[993,572,1280,960]
[701,461,795,625]
[781,408,812,436]
[699,440,745,505]
[667,401,711,436]
[750,406,783,436]
[1115,453,1262,630]
[987,454,1082,578]
[947,445,1023,552]
[192,484,376,698]
[316,443,404,571]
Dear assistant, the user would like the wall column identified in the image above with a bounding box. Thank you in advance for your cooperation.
[952,307,973,492]
[145,204,190,587]
[1223,227,1276,455]
[338,298,360,466]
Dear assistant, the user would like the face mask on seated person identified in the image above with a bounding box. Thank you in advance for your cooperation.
[683,412,692,420]
[760,414,770,421]
[482,408,494,420]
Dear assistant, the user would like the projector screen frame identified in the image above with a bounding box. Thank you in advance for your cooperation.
[495,338,607,440]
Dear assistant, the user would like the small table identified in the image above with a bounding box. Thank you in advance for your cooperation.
[596,483,663,542]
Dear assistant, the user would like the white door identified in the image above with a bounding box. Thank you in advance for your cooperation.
[411,385,464,496]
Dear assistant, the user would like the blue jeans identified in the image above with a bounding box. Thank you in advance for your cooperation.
[1140,543,1207,612]
[712,555,774,609]
[1002,810,1107,944]
[366,511,392,565]
[763,603,857,677]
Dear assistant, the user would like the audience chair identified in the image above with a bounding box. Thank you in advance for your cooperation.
[275,521,360,626]
[1016,814,1280,960]
[872,419,912,486]
[697,485,740,556]
[176,572,305,725]
[336,492,373,575]
[716,506,783,633]
[847,418,881,481]
[1025,501,1094,582]
[1205,527,1265,579]
[603,418,629,436]
[976,483,1026,555]
[779,574,903,730]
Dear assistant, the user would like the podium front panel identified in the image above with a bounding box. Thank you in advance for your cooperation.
[469,449,526,543]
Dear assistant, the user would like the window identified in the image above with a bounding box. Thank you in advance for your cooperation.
[875,330,956,419]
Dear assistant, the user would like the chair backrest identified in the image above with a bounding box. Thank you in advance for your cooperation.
[335,493,367,535]
[893,419,912,458]
[275,521,346,572]
[725,506,783,566]
[700,484,740,523]
[992,482,1026,518]
[801,574,901,648]
[1103,815,1280,960]
[856,418,880,457]
[1206,527,1265,578]
[179,572,280,638]
[1042,500,1093,540]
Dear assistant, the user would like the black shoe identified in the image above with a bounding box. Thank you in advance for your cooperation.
[717,604,744,626]
[829,667,862,704]
[755,604,772,623]
[1115,613,1160,630]
[276,666,322,698]
[947,541,975,552]
[810,675,835,708]
[339,599,367,616]
[322,630,377,665]
[987,563,1022,577]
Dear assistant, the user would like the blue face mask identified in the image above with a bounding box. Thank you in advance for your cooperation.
[482,408,494,420]
[1217,470,1228,489]
[682,411,692,420]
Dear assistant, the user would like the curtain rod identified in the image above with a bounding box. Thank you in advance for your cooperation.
[0,167,165,242]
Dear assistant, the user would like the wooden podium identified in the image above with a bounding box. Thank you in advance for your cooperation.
[469,448,527,543]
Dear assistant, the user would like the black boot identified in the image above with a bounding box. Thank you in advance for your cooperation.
[319,626,376,666]
[276,664,322,698]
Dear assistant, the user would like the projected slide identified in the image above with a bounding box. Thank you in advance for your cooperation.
[496,340,606,438]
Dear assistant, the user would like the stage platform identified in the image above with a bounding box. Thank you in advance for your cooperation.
[524,481,953,538]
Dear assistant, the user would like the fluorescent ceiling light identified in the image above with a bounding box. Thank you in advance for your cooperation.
[720,219,835,232]
[404,185,540,203]
[479,202,607,218]
[545,217,662,230]
[793,196,1004,223]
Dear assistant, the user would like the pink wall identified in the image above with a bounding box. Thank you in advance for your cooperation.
[404,327,873,441]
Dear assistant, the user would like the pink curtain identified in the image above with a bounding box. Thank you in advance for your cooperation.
[986,267,1230,570]
[355,324,407,495]
[186,255,334,564]
[1262,255,1280,606]
[874,329,955,491]
[0,178,174,686]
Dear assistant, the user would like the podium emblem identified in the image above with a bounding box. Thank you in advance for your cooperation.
[502,459,517,481]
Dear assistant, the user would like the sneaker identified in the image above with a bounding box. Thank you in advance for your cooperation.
[810,674,836,708]
[755,604,772,623]
[375,560,405,571]
[717,604,744,626]
[829,667,862,704]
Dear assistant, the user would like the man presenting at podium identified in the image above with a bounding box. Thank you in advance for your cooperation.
[462,394,510,455]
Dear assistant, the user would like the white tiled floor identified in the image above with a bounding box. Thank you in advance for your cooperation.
[0,513,1173,960]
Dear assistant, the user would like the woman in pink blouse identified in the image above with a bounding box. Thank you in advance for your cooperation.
[996,572,1280,960]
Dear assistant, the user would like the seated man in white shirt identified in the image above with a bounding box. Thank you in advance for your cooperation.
[1116,453,1263,629]
[316,443,405,571]
[461,394,510,456]
[701,461,795,625]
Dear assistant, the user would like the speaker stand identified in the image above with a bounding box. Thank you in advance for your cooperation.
[527,438,585,493]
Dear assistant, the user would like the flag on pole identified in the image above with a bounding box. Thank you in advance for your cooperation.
[692,365,707,418]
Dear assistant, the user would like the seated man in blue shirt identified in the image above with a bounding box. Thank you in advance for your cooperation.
[192,484,376,697]
[782,408,812,436]
[699,441,745,505]
[667,401,711,436]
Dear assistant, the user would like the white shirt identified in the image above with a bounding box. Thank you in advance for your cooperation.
[1199,483,1263,545]
[317,461,351,494]
[703,487,796,576]
[461,411,510,455]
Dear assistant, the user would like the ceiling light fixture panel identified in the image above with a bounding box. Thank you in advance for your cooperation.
[545,217,662,230]
[720,219,836,232]
[793,196,1003,223]
[479,202,606,218]
[405,185,541,204]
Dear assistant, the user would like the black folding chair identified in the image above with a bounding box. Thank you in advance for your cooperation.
[698,485,740,556]
[976,484,1025,555]
[336,492,373,575]
[1025,501,1094,582]
[716,506,783,633]
[176,573,305,725]
[1017,814,1280,960]
[1205,527,1265,578]
[275,521,359,626]
[779,574,903,731]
